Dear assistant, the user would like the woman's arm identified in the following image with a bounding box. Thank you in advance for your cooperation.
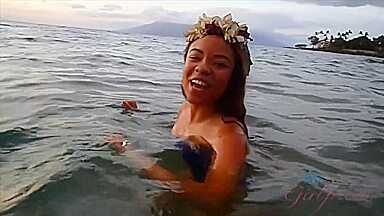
[106,134,178,181]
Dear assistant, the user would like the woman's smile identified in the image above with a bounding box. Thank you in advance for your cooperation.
[191,79,208,88]
[189,77,211,92]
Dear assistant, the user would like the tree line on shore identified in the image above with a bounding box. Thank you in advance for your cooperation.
[307,30,384,53]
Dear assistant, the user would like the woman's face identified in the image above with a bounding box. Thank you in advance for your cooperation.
[182,35,235,105]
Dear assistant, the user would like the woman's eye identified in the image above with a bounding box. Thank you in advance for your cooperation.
[188,56,200,61]
[215,62,228,68]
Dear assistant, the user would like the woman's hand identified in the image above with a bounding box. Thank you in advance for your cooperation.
[104,134,178,181]
[105,134,129,154]
[122,99,138,110]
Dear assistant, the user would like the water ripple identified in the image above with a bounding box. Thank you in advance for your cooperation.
[355,119,384,128]
[292,93,350,103]
[321,107,361,113]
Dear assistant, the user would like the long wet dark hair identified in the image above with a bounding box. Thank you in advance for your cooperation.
[182,39,248,137]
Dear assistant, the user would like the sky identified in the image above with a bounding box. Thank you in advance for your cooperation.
[1,0,384,43]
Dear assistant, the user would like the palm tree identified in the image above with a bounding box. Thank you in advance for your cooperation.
[341,33,347,40]
[343,31,351,41]
[324,30,332,42]
[314,30,328,42]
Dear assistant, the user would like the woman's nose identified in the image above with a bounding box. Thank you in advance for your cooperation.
[194,60,212,75]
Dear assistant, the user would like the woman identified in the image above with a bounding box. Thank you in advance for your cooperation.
[107,13,253,209]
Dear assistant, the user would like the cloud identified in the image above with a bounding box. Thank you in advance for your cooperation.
[285,0,384,8]
[193,7,309,32]
[100,4,122,11]
[137,6,192,23]
[76,6,191,26]
[70,4,86,9]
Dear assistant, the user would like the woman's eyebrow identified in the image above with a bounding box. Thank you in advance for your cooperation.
[189,48,231,62]
[189,48,203,54]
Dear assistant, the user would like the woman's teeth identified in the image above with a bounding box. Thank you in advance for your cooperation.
[191,79,207,87]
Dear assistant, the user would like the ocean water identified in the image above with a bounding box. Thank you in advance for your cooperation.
[0,21,383,216]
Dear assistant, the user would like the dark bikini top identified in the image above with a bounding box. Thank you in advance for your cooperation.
[175,140,214,183]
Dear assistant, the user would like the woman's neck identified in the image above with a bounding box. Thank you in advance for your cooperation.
[187,102,217,124]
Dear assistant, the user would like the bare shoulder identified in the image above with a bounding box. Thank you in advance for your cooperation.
[219,117,247,143]
[172,102,189,136]
[209,118,248,173]
[215,118,248,155]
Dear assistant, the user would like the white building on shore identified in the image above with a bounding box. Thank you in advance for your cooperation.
[315,41,330,49]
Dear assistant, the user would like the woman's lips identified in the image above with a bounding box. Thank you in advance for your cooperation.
[190,78,210,91]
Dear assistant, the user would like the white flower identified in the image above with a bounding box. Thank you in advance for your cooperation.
[199,21,205,29]
[184,29,195,37]
[223,13,232,22]
[212,16,224,28]
[236,35,245,43]
[201,13,212,23]
[239,24,247,31]
[184,13,251,44]
[224,34,229,41]
[227,29,236,37]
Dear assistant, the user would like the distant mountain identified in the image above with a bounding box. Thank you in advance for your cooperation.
[118,21,293,47]
[250,32,287,47]
[120,21,189,38]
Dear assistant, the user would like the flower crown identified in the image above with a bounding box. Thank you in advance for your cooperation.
[184,13,253,76]
[184,13,252,44]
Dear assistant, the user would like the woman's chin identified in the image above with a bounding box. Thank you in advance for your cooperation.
[186,97,205,105]
[182,84,219,105]
[186,95,219,106]
[186,96,210,105]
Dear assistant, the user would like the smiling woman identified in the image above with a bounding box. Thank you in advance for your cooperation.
[181,36,235,106]
[106,13,253,214]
